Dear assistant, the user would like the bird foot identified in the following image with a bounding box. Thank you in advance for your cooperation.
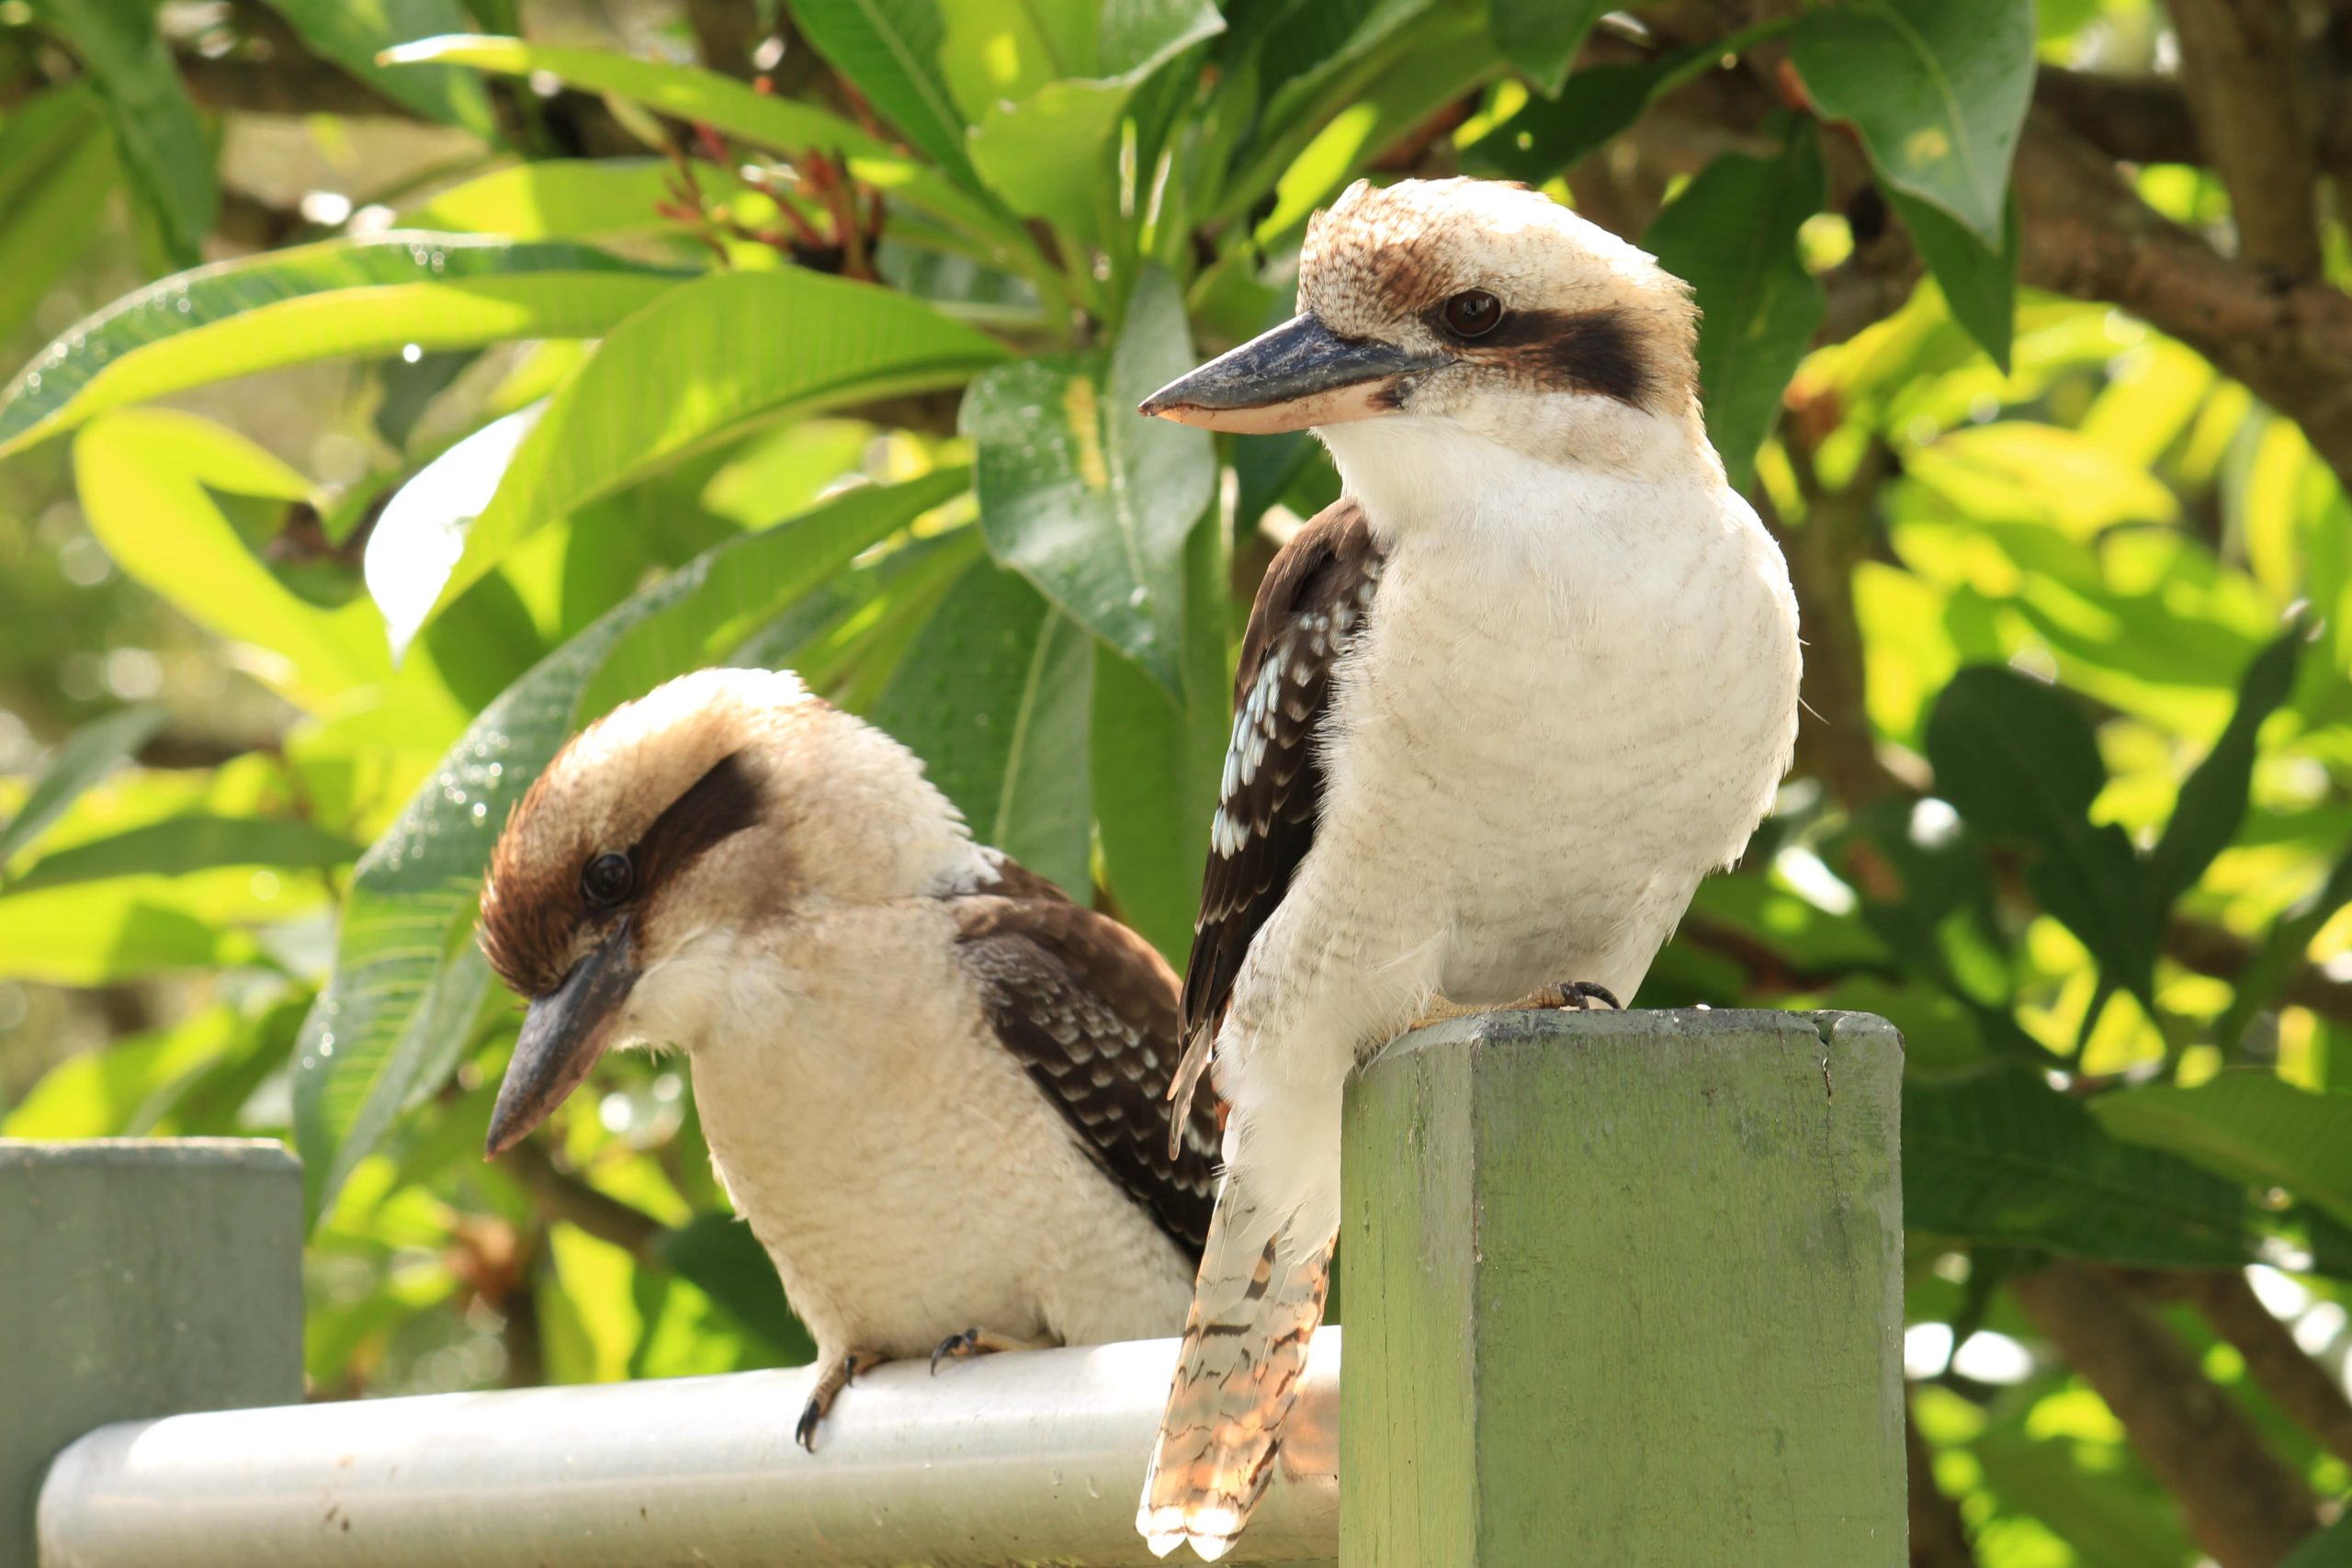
[1408,981,1621,1032]
[795,1349,883,1450]
[930,1325,1055,1375]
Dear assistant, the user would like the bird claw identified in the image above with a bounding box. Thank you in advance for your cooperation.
[1408,981,1622,1032]
[1529,980,1621,1011]
[795,1350,878,1451]
[793,1395,825,1451]
[931,1328,980,1376]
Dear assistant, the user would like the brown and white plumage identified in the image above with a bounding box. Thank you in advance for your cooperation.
[1136,179,1802,1556]
[475,668,1221,1439]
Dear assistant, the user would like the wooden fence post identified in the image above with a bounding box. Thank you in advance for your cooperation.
[1340,1008,1905,1567]
[2,1138,303,1566]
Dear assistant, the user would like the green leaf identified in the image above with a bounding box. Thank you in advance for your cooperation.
[1971,1423,2197,1568]
[1464,59,1668,182]
[2090,1072,2352,1227]
[1789,0,2034,248]
[1091,502,1227,964]
[2280,1516,2352,1568]
[258,0,496,131]
[1905,1065,2256,1267]
[1487,0,1608,96]
[579,467,971,716]
[871,560,1095,898]
[74,410,390,712]
[3,815,359,895]
[2146,625,2302,910]
[295,473,958,1218]
[0,91,116,344]
[965,265,1212,692]
[1926,666,2156,1003]
[0,235,684,460]
[1643,122,1826,490]
[435,268,1003,615]
[654,1213,815,1360]
[0,884,254,985]
[1252,6,1498,246]
[1463,22,1794,185]
[2,1006,243,1138]
[2215,843,2352,1055]
[965,0,1222,243]
[1890,186,2017,371]
[784,0,978,186]
[0,84,106,216]
[400,159,696,238]
[382,36,1025,262]
[0,705,165,867]
[28,0,216,266]
[1217,0,1446,223]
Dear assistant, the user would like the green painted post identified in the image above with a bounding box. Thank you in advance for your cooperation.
[1340,1009,1905,1567]
[1,1139,303,1565]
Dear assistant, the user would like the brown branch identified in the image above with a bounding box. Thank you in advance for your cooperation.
[2165,919,2352,1025]
[498,1137,665,1264]
[2011,1260,2320,1568]
[2011,107,2352,492]
[2165,0,2323,276]
[1767,436,1908,807]
[1906,1396,1980,1568]
[2183,1271,2352,1467]
[2033,66,2205,166]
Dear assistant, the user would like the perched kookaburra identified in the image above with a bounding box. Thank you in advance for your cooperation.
[474,668,1218,1444]
[1132,178,1803,1558]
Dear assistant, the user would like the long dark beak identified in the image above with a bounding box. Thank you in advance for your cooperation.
[1138,312,1445,434]
[485,917,639,1159]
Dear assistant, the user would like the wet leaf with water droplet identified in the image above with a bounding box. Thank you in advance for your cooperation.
[0,234,685,460]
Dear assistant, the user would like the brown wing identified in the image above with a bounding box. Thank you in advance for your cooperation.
[1181,498,1385,1052]
[953,873,1221,1257]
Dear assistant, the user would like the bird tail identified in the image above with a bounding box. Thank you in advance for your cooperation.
[1136,1182,1335,1561]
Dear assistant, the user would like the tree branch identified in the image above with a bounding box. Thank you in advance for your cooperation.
[2033,66,2205,166]
[1764,436,1909,807]
[2165,0,2324,276]
[2183,1271,2352,1467]
[2011,108,2352,492]
[498,1137,666,1264]
[2165,919,2352,1025]
[2010,1260,2321,1568]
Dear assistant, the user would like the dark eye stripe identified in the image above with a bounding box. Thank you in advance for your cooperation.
[1459,305,1656,410]
[608,750,764,910]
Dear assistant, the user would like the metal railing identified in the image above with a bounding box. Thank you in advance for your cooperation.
[8,1009,1906,1568]
[36,1336,1340,1568]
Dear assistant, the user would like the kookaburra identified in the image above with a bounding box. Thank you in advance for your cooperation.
[474,667,1218,1444]
[1132,178,1804,1558]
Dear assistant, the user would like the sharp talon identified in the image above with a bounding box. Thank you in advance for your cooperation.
[931,1329,978,1376]
[794,1397,821,1451]
[1562,981,1621,1010]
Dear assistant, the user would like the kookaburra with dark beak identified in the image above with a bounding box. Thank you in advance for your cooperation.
[475,668,1217,1445]
[1133,178,1803,1557]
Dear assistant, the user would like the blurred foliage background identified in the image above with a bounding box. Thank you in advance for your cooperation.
[1,0,2350,1562]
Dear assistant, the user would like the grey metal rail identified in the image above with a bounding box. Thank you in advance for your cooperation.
[37,1333,1340,1568]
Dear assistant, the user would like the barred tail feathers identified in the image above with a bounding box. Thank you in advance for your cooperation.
[1136,1186,1335,1561]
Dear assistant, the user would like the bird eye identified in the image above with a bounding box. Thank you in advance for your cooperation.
[1442,288,1503,338]
[581,852,634,907]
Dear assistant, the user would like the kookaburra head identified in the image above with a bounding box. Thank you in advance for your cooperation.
[1140,176,1702,482]
[474,668,975,1157]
